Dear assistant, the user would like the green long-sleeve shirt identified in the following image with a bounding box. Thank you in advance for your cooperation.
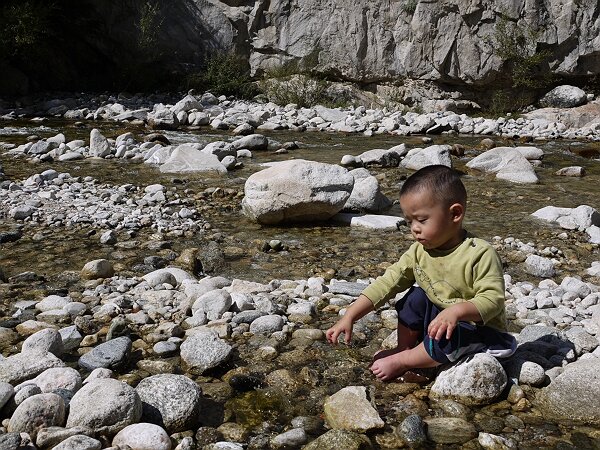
[362,234,508,331]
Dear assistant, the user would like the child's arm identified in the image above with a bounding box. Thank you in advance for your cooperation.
[427,301,482,341]
[326,294,374,345]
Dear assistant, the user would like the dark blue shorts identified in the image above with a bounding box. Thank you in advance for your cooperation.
[395,286,516,364]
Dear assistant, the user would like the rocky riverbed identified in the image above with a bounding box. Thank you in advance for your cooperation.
[0,92,599,449]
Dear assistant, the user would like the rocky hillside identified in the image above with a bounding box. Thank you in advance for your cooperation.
[2,0,600,98]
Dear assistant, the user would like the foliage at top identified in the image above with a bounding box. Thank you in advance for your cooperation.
[489,15,552,90]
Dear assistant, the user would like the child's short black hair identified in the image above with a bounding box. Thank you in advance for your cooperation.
[400,165,467,207]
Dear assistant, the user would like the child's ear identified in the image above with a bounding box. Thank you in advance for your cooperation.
[449,203,464,222]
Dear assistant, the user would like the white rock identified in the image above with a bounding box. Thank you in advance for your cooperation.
[112,423,171,450]
[241,160,354,224]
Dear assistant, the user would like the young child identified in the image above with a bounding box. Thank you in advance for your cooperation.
[326,165,516,381]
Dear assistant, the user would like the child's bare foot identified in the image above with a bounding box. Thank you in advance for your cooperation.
[370,351,408,381]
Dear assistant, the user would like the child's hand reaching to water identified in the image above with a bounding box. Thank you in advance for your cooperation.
[326,315,354,345]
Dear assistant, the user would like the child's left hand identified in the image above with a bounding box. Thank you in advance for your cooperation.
[427,307,460,341]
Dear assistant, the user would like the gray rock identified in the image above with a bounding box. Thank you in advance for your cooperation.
[231,134,268,150]
[8,393,66,440]
[89,129,112,158]
[136,374,203,433]
[517,361,546,386]
[78,336,132,371]
[143,269,178,288]
[192,289,232,321]
[302,429,372,450]
[148,104,179,130]
[112,423,171,450]
[398,414,427,446]
[66,378,142,436]
[0,433,21,450]
[539,85,587,108]
[343,168,391,213]
[424,417,478,444]
[270,428,308,449]
[180,330,232,374]
[36,427,96,449]
[430,353,507,405]
[9,205,36,220]
[59,325,83,352]
[14,383,42,406]
[21,328,64,356]
[328,281,368,297]
[81,259,114,279]
[241,159,354,224]
[100,230,118,244]
[516,325,559,344]
[52,435,102,450]
[323,386,384,432]
[356,145,407,167]
[231,310,266,325]
[467,147,538,183]
[561,276,592,298]
[202,141,236,160]
[32,367,82,395]
[0,381,14,409]
[556,166,585,177]
[401,144,452,170]
[0,351,65,385]
[538,359,600,424]
[524,255,556,278]
[564,327,599,355]
[249,314,285,334]
[171,94,202,115]
[160,144,227,174]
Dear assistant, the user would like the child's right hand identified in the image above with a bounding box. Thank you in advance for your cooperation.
[326,316,354,345]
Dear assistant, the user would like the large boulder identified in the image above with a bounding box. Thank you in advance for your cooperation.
[241,160,354,224]
[536,359,600,424]
[180,329,232,374]
[66,378,142,436]
[8,393,66,441]
[539,85,587,108]
[160,145,227,174]
[135,374,203,433]
[466,147,538,183]
[430,353,507,405]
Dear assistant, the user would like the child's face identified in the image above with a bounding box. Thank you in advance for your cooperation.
[399,189,464,250]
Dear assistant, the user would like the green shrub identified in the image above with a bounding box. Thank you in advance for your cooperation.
[260,75,329,108]
[184,52,258,99]
[490,16,552,90]
[402,0,419,15]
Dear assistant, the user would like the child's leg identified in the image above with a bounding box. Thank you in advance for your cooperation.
[370,342,440,381]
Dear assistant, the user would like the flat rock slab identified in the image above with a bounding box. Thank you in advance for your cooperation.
[327,281,368,297]
[332,213,406,230]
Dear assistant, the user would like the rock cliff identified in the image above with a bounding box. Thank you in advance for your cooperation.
[2,0,599,96]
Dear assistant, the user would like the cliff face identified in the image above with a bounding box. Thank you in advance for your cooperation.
[236,0,600,85]
[2,0,600,95]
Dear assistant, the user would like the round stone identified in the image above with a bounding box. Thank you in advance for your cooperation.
[135,374,202,433]
[112,423,171,450]
[66,378,142,436]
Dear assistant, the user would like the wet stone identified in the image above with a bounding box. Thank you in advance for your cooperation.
[397,414,427,446]
[424,417,478,444]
